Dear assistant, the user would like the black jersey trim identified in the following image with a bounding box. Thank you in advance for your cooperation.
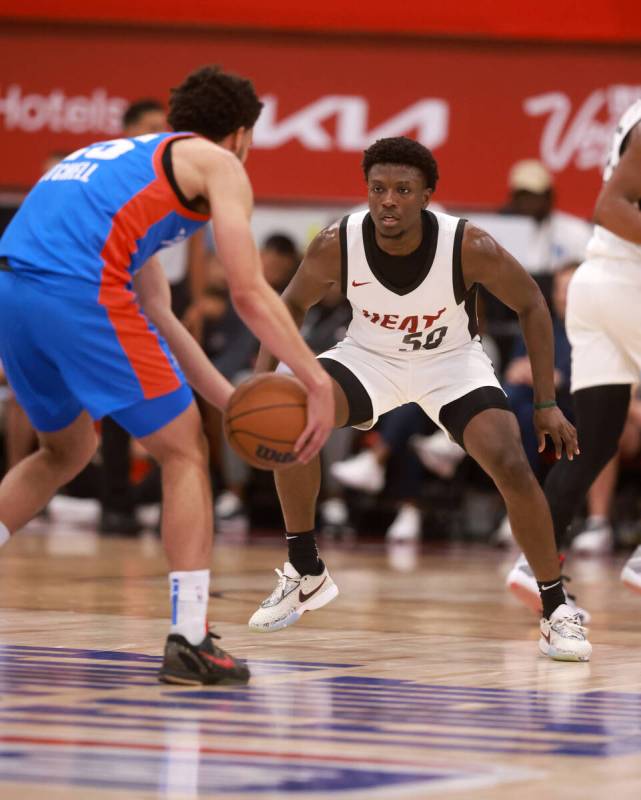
[162,137,205,214]
[452,217,479,339]
[452,218,467,304]
[361,210,438,296]
[465,288,480,339]
[439,386,511,448]
[339,216,349,296]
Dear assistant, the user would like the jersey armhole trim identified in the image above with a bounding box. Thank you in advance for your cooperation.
[152,135,209,222]
[339,215,349,295]
[452,217,467,304]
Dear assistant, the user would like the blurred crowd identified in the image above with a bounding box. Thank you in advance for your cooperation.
[2,100,641,555]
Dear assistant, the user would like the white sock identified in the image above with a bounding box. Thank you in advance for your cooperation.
[169,569,210,645]
[0,522,10,548]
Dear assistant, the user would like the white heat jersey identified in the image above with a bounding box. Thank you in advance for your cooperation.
[340,209,477,358]
[586,99,641,263]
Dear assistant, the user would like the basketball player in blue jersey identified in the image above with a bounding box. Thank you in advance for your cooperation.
[0,66,334,684]
[251,136,592,662]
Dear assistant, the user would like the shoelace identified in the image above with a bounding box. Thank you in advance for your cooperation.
[551,612,586,640]
[266,568,300,604]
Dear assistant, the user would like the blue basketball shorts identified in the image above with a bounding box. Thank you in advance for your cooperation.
[0,270,193,437]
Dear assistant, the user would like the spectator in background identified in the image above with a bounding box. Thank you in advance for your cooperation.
[501,159,592,276]
[482,159,592,370]
[98,99,210,535]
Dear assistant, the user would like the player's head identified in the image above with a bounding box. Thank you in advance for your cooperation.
[168,66,264,163]
[506,159,554,222]
[122,99,166,137]
[260,233,300,291]
[362,137,439,239]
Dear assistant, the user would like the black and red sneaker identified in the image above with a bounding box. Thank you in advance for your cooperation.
[158,631,250,685]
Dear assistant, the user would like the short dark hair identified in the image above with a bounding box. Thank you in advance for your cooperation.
[167,65,264,142]
[362,136,439,190]
[262,233,299,259]
[122,99,165,129]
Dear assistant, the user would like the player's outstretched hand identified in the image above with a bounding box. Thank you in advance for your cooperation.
[294,373,335,464]
[535,406,580,461]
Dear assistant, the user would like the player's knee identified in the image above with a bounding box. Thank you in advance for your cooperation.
[486,446,533,490]
[43,429,97,477]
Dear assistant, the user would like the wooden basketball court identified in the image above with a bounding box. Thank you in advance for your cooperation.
[0,508,640,799]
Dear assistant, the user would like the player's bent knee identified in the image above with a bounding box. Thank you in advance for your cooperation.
[485,447,533,489]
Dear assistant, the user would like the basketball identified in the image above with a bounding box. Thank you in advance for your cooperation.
[223,373,308,471]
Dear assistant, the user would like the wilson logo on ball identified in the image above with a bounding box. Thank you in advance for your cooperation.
[255,444,296,464]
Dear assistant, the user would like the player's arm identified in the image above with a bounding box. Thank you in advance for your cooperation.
[175,139,334,462]
[462,224,578,459]
[594,122,641,245]
[134,255,234,409]
[254,225,342,372]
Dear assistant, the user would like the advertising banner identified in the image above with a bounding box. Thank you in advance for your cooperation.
[1,25,640,216]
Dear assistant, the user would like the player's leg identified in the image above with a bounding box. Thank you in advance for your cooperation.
[0,411,97,537]
[113,387,249,685]
[249,348,394,632]
[461,407,591,661]
[545,385,630,546]
[247,374,350,632]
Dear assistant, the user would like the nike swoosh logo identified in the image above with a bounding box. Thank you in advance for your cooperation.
[299,576,327,602]
[352,280,371,287]
[201,651,237,669]
[540,581,561,591]
[542,631,551,644]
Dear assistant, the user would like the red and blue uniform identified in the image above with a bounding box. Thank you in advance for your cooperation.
[0,133,208,436]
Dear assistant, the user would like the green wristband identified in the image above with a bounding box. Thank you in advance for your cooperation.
[534,400,557,410]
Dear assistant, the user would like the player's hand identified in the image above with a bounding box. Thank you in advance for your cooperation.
[295,372,335,464]
[534,406,580,461]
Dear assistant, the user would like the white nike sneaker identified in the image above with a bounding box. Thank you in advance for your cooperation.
[571,517,614,555]
[329,450,385,494]
[248,562,339,632]
[539,604,592,662]
[621,544,641,594]
[386,504,422,542]
[409,431,466,479]
[506,553,591,625]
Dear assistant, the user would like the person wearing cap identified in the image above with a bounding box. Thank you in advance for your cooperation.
[502,159,592,276]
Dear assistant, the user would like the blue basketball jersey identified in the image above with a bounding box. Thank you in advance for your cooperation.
[0,132,209,292]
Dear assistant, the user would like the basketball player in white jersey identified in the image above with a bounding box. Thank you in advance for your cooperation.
[508,100,641,605]
[251,137,591,661]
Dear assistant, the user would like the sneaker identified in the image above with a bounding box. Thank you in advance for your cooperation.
[490,514,514,548]
[571,517,614,555]
[506,553,592,625]
[329,450,384,494]
[319,497,349,527]
[539,604,592,662]
[386,504,422,542]
[158,631,250,685]
[621,544,641,594]
[410,431,466,479]
[248,562,339,632]
[215,490,245,519]
[215,490,249,532]
[99,510,142,536]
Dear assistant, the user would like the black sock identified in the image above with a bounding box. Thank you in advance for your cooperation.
[537,577,566,619]
[286,531,323,576]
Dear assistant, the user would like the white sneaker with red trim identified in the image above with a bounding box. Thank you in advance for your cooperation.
[539,604,592,662]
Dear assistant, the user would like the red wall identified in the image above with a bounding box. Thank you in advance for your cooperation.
[4,0,641,43]
[1,24,640,216]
